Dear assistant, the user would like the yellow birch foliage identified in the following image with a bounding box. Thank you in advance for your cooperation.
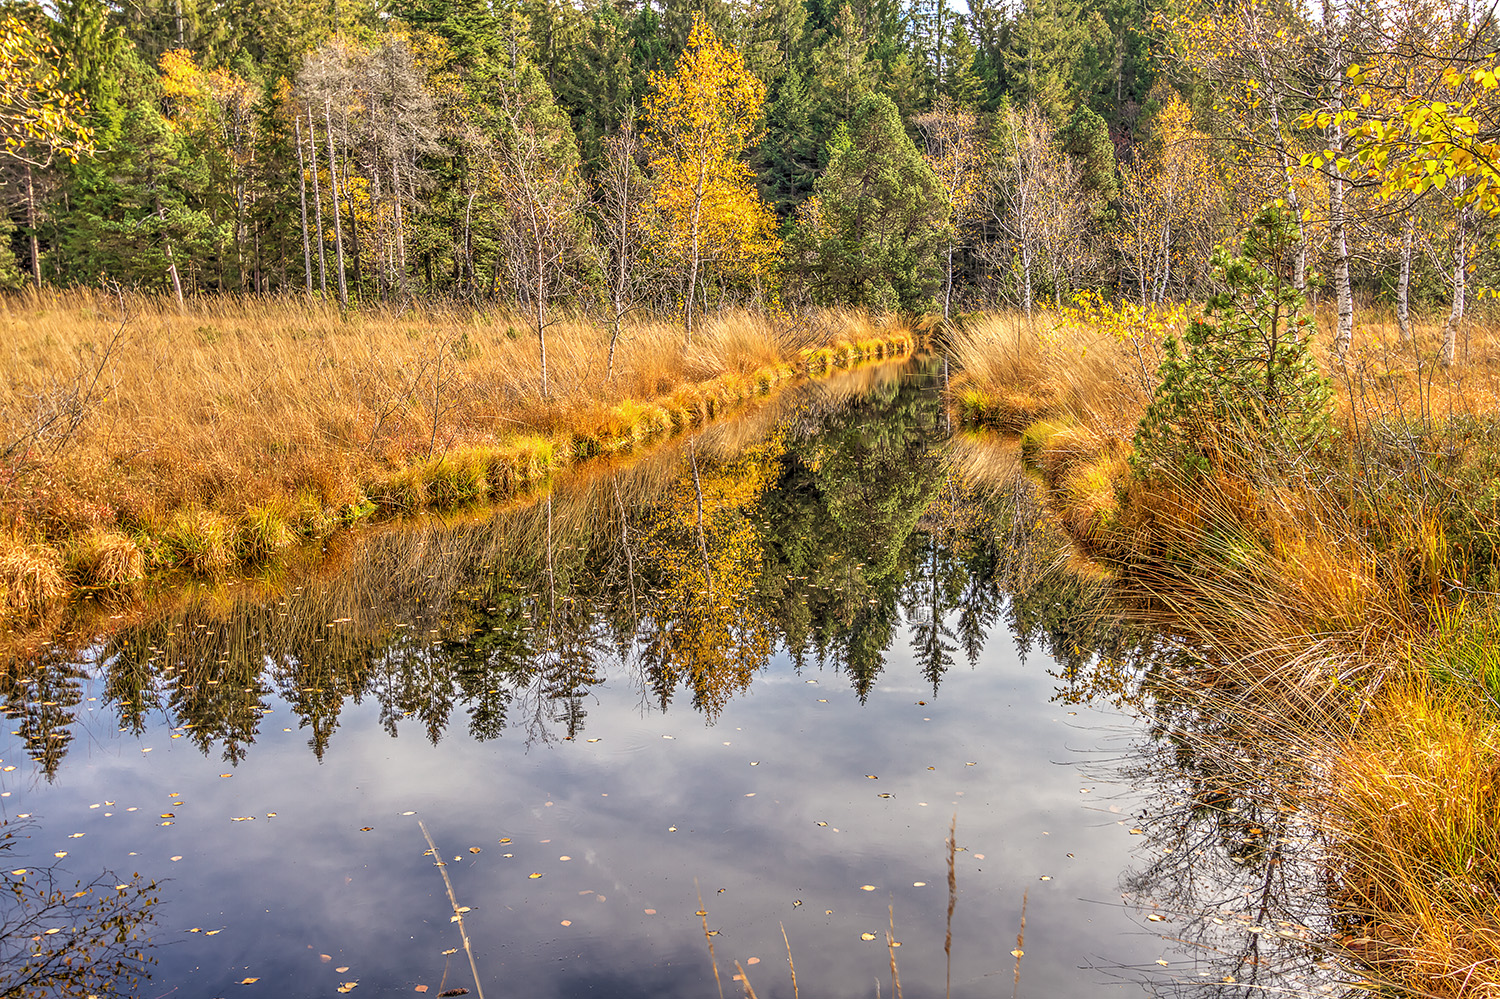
[0,13,92,166]
[640,15,780,298]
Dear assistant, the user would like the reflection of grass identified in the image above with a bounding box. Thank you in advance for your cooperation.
[0,290,913,614]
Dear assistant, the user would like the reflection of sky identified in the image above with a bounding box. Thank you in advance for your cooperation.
[0,613,1174,999]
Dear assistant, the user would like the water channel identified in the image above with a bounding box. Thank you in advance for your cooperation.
[0,358,1344,998]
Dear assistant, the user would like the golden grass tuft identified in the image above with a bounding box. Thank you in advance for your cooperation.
[0,536,66,616]
[1324,681,1500,992]
[67,528,145,587]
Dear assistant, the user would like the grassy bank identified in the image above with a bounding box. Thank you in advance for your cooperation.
[0,291,912,617]
[948,294,1500,992]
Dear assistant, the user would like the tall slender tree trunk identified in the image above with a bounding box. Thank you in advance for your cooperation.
[392,160,409,300]
[325,101,349,310]
[1397,212,1415,348]
[308,108,328,299]
[25,165,40,291]
[295,114,314,296]
[156,201,186,311]
[685,163,705,345]
[1442,193,1468,368]
[536,244,549,399]
[1324,2,1353,365]
[943,241,954,322]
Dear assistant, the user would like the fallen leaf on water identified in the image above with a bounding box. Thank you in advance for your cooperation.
[171,856,182,862]
[360,827,373,832]
[10,870,26,876]
[528,872,543,879]
[441,948,457,956]
[336,966,349,973]
[53,852,66,858]
[1147,913,1167,922]
[586,739,600,743]
[336,983,358,993]
[499,838,511,844]
[219,774,231,778]
[815,822,827,827]
[400,811,415,816]
[865,775,878,779]
[239,978,259,985]
[68,833,84,839]
[1038,875,1050,881]
[1129,828,1144,835]
[469,848,481,854]
[206,929,221,936]
[749,761,759,766]
[161,814,175,819]
[320,954,333,962]
[415,988,428,993]
[877,793,893,798]
[747,957,760,965]
[644,908,656,915]
[231,816,255,822]
[1011,949,1024,958]
[859,885,877,891]
[860,933,877,941]
[560,920,571,927]
[974,854,985,860]
[913,881,926,887]
[188,928,201,933]
[1156,960,1169,967]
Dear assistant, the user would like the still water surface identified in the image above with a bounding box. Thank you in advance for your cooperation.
[0,360,1333,997]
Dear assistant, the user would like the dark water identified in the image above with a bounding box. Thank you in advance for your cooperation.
[0,360,1342,998]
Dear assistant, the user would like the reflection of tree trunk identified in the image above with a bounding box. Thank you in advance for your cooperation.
[689,442,713,597]
[546,494,557,629]
[614,481,638,625]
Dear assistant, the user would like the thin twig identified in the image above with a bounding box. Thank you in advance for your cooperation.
[887,901,903,999]
[733,961,760,999]
[779,921,799,999]
[417,819,486,999]
[1012,889,1028,999]
[697,880,724,999]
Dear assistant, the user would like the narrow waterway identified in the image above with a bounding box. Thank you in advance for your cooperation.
[0,359,1341,998]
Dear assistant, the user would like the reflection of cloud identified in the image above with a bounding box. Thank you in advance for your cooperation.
[4,618,1170,999]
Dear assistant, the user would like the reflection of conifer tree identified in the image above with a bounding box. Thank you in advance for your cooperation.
[0,653,84,780]
[903,533,961,695]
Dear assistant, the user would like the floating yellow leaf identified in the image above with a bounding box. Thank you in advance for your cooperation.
[860,932,877,941]
[231,816,254,822]
[528,872,543,879]
[360,827,374,832]
[859,885,877,891]
[336,966,349,973]
[913,881,926,887]
[1011,949,1024,958]
[206,929,220,935]
[560,920,572,927]
[336,983,358,993]
[10,869,26,876]
[53,852,67,858]
[239,978,259,985]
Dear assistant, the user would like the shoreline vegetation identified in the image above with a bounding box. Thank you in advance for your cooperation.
[0,291,911,618]
[947,252,1500,991]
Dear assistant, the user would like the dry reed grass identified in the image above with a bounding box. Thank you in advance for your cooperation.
[0,290,910,609]
[951,303,1500,991]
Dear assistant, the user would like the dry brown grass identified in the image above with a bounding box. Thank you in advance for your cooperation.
[1322,681,1500,994]
[0,290,909,606]
[947,311,1152,432]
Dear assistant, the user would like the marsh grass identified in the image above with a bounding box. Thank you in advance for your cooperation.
[0,291,910,609]
[950,303,1500,992]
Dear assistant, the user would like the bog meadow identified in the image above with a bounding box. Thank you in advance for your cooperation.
[2,0,1500,996]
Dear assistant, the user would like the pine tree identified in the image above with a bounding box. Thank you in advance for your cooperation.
[786,92,950,312]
